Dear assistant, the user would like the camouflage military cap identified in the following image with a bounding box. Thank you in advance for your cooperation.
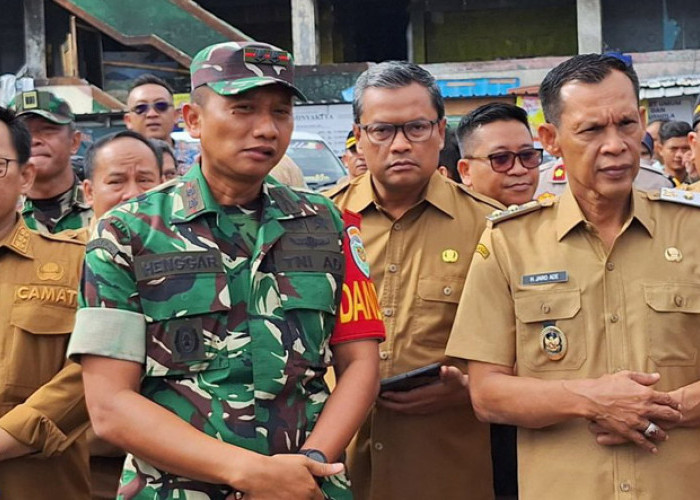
[190,41,307,101]
[12,90,74,125]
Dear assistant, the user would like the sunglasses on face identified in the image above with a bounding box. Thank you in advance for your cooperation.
[130,101,173,115]
[465,148,544,173]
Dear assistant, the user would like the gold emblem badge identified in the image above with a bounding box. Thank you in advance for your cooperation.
[442,249,459,263]
[37,262,64,281]
[664,247,683,263]
[475,243,490,260]
[540,325,567,361]
[10,226,30,253]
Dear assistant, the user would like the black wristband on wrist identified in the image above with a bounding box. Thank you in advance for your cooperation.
[298,448,328,463]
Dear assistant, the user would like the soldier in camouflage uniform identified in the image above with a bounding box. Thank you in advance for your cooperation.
[68,41,385,500]
[12,90,92,234]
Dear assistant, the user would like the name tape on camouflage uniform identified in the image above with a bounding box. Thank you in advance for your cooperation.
[274,250,344,276]
[134,250,223,281]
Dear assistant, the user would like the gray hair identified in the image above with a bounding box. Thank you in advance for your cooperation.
[352,61,445,123]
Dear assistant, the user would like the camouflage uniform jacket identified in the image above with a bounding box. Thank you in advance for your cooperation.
[69,164,357,499]
[23,177,93,234]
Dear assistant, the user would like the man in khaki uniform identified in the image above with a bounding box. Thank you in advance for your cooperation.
[456,102,541,207]
[327,61,499,500]
[0,106,90,498]
[447,54,700,500]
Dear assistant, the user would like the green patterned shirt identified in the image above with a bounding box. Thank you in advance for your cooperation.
[22,178,93,234]
[70,164,352,499]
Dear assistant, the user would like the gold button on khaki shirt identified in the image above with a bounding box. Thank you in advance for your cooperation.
[0,217,90,499]
[447,186,700,500]
[328,172,500,500]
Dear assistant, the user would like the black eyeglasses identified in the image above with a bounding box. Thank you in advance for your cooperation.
[465,148,544,173]
[359,119,439,145]
[0,157,19,178]
[130,101,173,115]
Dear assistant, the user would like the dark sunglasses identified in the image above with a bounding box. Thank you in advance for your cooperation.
[465,148,543,173]
[130,101,173,115]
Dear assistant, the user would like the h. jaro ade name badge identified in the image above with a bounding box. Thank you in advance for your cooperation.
[540,325,567,361]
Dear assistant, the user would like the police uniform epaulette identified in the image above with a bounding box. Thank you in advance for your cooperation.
[486,199,554,224]
[651,187,700,208]
[38,228,87,245]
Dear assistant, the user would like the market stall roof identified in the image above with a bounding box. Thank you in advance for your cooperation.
[640,75,700,99]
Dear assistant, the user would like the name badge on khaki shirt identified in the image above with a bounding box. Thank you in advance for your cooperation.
[521,271,569,286]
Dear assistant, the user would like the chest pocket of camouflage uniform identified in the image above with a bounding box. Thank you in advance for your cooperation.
[514,289,587,372]
[278,272,338,366]
[137,272,231,377]
[644,282,700,367]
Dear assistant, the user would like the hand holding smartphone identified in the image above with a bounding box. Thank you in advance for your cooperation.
[379,362,442,393]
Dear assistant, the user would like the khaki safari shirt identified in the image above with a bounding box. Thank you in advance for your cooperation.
[327,171,500,500]
[447,185,700,500]
[0,216,90,499]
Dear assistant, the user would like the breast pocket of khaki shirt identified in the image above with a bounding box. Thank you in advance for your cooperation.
[138,273,231,377]
[7,304,74,402]
[514,289,587,372]
[414,276,464,349]
[644,282,700,367]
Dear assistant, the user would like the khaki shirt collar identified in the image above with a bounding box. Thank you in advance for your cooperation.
[344,170,456,218]
[556,185,654,241]
[0,215,34,259]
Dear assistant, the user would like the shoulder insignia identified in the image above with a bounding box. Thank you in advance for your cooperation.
[178,179,206,217]
[86,237,120,257]
[688,180,700,193]
[269,185,303,216]
[657,187,700,208]
[10,225,31,253]
[39,228,87,246]
[552,163,567,183]
[487,200,549,224]
[537,191,557,203]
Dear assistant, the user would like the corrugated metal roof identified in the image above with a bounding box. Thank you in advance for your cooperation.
[640,75,700,99]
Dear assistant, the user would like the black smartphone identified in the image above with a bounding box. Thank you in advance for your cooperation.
[379,362,442,393]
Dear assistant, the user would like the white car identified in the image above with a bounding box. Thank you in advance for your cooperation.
[287,131,348,190]
[171,130,347,190]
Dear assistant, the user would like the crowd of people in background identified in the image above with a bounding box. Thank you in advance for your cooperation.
[1,39,700,500]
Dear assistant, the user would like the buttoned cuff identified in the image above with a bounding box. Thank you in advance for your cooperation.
[68,308,146,364]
